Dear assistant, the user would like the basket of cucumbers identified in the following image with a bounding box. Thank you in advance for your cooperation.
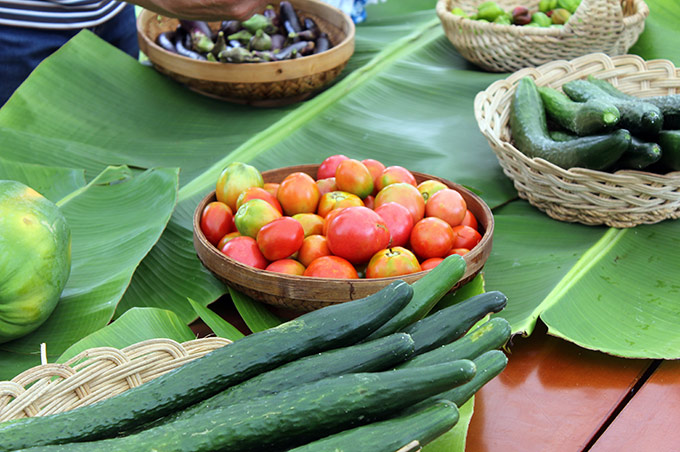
[474,53,680,228]
[436,0,648,73]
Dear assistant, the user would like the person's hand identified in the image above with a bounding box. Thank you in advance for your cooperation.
[132,0,271,21]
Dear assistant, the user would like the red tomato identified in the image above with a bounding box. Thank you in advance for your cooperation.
[335,159,374,199]
[200,201,234,246]
[215,162,263,211]
[373,202,413,248]
[292,213,325,237]
[317,191,364,218]
[366,247,421,278]
[410,217,454,259]
[234,198,282,238]
[297,234,332,267]
[326,206,391,264]
[361,159,386,193]
[451,225,482,250]
[217,231,241,249]
[322,207,346,236]
[303,255,359,279]
[375,166,417,192]
[363,195,375,210]
[263,182,280,199]
[461,210,478,230]
[417,179,447,203]
[236,186,283,214]
[448,247,470,257]
[256,216,304,261]
[374,182,425,224]
[425,188,467,228]
[265,259,306,275]
[420,257,444,271]
[220,236,268,269]
[277,172,320,216]
[316,177,337,197]
[317,155,349,180]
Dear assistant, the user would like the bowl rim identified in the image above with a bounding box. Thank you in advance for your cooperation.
[136,0,356,83]
[193,164,494,292]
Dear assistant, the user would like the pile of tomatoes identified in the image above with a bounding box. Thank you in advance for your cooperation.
[199,156,483,279]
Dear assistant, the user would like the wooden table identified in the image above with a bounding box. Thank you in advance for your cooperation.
[192,298,680,452]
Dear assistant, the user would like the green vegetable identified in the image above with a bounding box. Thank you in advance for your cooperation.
[539,0,558,12]
[409,350,508,412]
[227,29,253,43]
[248,29,272,51]
[401,291,508,354]
[510,77,631,170]
[0,181,71,344]
[0,280,414,450]
[562,77,663,137]
[26,362,477,452]
[643,94,680,129]
[288,400,460,452]
[557,0,581,14]
[241,13,275,34]
[476,1,506,22]
[531,12,553,27]
[364,254,466,340]
[211,31,227,57]
[149,333,416,428]
[550,8,571,24]
[451,7,468,17]
[658,130,680,171]
[618,136,662,170]
[396,317,511,369]
[494,13,512,25]
[538,85,620,135]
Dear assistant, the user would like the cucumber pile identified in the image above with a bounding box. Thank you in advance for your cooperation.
[0,255,511,452]
[510,76,680,172]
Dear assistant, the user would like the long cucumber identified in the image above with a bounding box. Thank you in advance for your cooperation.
[148,332,415,428]
[397,317,511,369]
[0,280,414,450]
[287,400,460,452]
[22,362,477,452]
[402,291,508,354]
[364,254,466,340]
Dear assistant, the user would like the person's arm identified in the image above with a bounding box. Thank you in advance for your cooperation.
[129,0,271,21]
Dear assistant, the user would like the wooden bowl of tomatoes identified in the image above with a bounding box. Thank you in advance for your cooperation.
[192,161,494,311]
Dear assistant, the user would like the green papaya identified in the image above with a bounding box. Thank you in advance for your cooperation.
[0,181,71,343]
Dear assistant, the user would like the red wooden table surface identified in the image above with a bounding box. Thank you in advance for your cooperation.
[191,299,679,452]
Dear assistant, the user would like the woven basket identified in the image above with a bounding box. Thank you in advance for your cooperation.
[436,0,649,73]
[0,337,230,421]
[474,53,680,228]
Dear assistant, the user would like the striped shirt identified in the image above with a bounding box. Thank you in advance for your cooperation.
[0,1,126,29]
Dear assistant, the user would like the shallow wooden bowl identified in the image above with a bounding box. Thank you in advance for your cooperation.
[193,165,494,311]
[137,0,355,107]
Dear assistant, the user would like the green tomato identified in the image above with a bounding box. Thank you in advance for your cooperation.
[0,181,71,343]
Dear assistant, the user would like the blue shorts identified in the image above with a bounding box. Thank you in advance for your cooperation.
[0,4,139,106]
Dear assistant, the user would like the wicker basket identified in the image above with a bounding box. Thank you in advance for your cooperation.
[474,53,680,228]
[436,0,649,73]
[0,337,230,421]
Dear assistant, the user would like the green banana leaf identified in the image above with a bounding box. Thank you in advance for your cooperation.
[188,298,245,341]
[0,164,178,380]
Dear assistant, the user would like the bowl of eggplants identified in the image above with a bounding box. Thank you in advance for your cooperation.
[137,0,355,106]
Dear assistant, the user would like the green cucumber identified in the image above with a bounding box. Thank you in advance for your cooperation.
[644,94,680,129]
[538,85,620,135]
[617,136,662,170]
[25,362,477,452]
[287,400,460,452]
[409,350,508,413]
[396,317,511,369]
[658,130,680,171]
[150,332,416,428]
[563,78,663,137]
[0,280,414,450]
[365,254,466,341]
[511,77,631,170]
[402,291,507,354]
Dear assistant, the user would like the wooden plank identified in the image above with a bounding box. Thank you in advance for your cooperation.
[590,360,680,452]
[466,323,652,452]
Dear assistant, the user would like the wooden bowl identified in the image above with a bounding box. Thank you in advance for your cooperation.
[193,165,494,312]
[136,0,355,107]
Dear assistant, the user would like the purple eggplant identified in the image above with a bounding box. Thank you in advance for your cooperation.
[280,1,302,33]
[263,5,280,27]
[219,20,242,35]
[156,31,177,53]
[180,20,212,37]
[274,40,314,60]
[270,33,286,51]
[180,20,214,53]
[174,30,207,60]
[314,32,331,54]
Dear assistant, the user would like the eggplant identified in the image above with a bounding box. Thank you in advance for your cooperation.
[180,19,214,53]
[180,19,212,37]
[229,39,243,48]
[219,20,242,35]
[314,32,331,54]
[280,1,302,32]
[242,13,277,34]
[249,29,272,51]
[303,17,319,33]
[218,47,262,63]
[228,29,253,44]
[156,31,177,53]
[288,29,318,42]
[274,40,314,60]
[211,31,228,57]
[174,30,207,60]
[263,5,280,27]
[252,50,276,62]
[270,33,286,51]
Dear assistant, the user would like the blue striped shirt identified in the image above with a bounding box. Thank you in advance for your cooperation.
[0,1,125,29]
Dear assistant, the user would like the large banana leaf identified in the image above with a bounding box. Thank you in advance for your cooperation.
[0,0,678,371]
[0,163,178,380]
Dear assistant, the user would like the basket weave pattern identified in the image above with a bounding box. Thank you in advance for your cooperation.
[474,53,680,228]
[436,0,649,72]
[0,337,230,421]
